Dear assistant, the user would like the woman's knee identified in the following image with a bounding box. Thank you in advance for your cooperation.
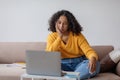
[75,60,100,80]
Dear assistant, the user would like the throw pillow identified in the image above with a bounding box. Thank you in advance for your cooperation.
[100,50,116,73]
[116,62,120,76]
[109,49,120,63]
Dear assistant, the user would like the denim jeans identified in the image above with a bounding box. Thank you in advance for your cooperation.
[61,56,100,80]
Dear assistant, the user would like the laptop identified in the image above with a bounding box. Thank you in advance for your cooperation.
[25,50,61,77]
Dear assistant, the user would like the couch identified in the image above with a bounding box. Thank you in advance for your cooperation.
[0,42,120,80]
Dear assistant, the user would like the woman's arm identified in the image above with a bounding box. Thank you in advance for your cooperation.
[78,34,98,60]
[46,33,62,51]
[78,33,98,73]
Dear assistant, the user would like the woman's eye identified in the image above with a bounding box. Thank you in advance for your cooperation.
[58,22,61,24]
[62,22,67,26]
[57,21,61,24]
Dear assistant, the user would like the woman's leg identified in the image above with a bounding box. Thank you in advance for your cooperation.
[61,59,75,71]
[75,60,100,80]
[61,57,85,71]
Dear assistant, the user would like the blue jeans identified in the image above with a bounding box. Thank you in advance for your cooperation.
[61,56,100,80]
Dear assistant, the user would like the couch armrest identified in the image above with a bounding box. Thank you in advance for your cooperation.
[116,61,120,76]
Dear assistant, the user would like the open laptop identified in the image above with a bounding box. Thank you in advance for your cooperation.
[25,50,61,77]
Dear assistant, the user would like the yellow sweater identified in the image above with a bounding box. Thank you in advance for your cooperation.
[46,32,98,60]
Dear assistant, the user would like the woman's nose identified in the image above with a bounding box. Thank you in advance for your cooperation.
[60,23,63,28]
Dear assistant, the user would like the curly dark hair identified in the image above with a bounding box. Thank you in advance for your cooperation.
[48,10,83,35]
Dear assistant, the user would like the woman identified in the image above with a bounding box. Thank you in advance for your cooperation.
[46,10,100,80]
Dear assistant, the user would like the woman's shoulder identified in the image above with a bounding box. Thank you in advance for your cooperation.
[49,32,57,35]
[48,32,58,38]
[72,32,85,38]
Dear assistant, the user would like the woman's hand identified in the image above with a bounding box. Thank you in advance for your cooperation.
[88,57,97,74]
[55,24,63,38]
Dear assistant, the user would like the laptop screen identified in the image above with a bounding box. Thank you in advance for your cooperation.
[25,50,61,77]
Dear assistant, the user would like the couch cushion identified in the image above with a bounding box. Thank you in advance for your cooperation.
[100,53,116,73]
[116,61,120,76]
[0,64,25,80]
[92,46,114,61]
[0,64,31,80]
[0,42,46,64]
[89,73,120,80]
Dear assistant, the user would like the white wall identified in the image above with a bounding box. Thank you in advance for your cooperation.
[0,0,120,49]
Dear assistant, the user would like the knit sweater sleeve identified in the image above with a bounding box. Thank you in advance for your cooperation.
[46,33,61,51]
[78,33,98,60]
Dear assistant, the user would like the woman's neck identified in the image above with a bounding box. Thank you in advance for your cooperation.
[62,31,70,36]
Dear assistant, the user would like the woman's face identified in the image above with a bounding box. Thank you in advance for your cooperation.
[56,15,69,33]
